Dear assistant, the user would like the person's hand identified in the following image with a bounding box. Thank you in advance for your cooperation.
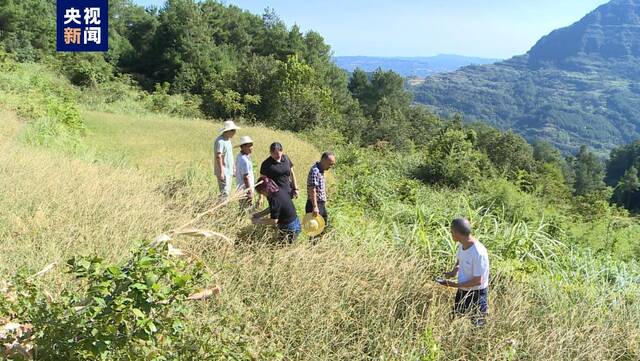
[312,207,320,217]
[438,280,457,288]
[291,188,299,198]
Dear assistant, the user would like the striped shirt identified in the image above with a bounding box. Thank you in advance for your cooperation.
[307,162,327,202]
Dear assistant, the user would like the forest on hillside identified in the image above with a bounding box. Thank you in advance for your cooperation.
[1,0,640,213]
[413,0,640,157]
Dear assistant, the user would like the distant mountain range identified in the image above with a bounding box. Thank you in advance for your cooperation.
[332,55,501,77]
[412,0,640,154]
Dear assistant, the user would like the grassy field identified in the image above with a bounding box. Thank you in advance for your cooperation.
[83,111,321,179]
[1,105,640,359]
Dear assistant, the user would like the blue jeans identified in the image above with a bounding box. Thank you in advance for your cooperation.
[277,217,301,243]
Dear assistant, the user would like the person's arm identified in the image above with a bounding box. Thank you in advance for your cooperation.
[443,260,459,278]
[252,197,279,226]
[308,186,319,216]
[238,158,253,200]
[215,153,225,180]
[258,161,267,207]
[307,167,320,215]
[243,174,253,201]
[290,166,299,198]
[252,208,270,219]
[214,139,225,181]
[441,276,482,289]
[252,217,278,226]
[256,176,265,207]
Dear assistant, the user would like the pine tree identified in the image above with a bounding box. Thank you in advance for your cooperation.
[572,145,605,196]
[615,166,640,210]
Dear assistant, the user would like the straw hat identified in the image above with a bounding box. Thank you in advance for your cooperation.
[302,213,325,237]
[238,135,254,147]
[219,120,241,133]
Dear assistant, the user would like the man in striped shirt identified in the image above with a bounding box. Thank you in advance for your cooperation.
[306,152,336,229]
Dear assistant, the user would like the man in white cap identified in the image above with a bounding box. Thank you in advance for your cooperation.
[213,119,240,197]
[235,135,255,208]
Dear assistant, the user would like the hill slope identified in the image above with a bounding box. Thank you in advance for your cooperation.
[413,0,640,154]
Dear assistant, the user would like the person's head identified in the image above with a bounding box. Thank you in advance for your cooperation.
[238,136,254,155]
[319,151,336,171]
[240,142,253,155]
[255,176,279,197]
[220,119,240,139]
[223,129,237,139]
[270,142,283,161]
[450,218,472,242]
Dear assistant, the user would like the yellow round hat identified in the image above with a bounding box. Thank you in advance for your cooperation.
[302,213,326,237]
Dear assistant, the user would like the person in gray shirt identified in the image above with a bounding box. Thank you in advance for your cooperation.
[213,120,240,197]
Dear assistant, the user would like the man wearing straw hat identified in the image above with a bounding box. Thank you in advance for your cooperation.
[213,119,240,197]
[235,135,255,208]
[303,151,336,237]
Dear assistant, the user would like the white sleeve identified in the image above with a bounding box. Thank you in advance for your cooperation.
[473,253,488,277]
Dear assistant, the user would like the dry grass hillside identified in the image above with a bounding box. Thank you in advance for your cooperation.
[1,109,639,360]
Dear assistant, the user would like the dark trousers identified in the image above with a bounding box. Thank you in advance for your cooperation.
[453,288,488,326]
[305,200,328,224]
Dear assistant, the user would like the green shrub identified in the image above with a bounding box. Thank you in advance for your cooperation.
[415,128,493,188]
[0,242,206,360]
[473,178,541,222]
[58,54,114,87]
[148,83,204,119]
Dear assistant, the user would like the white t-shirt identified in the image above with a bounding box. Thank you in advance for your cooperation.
[456,241,490,291]
[235,153,254,191]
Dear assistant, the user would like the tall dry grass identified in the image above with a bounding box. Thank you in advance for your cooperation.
[0,112,192,274]
[1,110,639,360]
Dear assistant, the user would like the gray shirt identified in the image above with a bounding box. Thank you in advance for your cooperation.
[213,135,233,176]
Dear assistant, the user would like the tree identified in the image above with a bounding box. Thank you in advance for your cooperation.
[572,145,606,196]
[0,0,55,60]
[365,96,412,150]
[415,127,493,188]
[533,140,563,164]
[369,69,411,111]
[348,69,373,114]
[615,166,640,210]
[261,55,339,132]
[472,124,536,177]
[606,140,640,186]
[534,162,572,201]
[533,140,574,188]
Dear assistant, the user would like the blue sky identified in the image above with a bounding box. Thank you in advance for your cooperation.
[133,0,610,58]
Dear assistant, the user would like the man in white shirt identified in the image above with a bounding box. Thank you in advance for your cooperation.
[235,136,255,208]
[438,218,490,325]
